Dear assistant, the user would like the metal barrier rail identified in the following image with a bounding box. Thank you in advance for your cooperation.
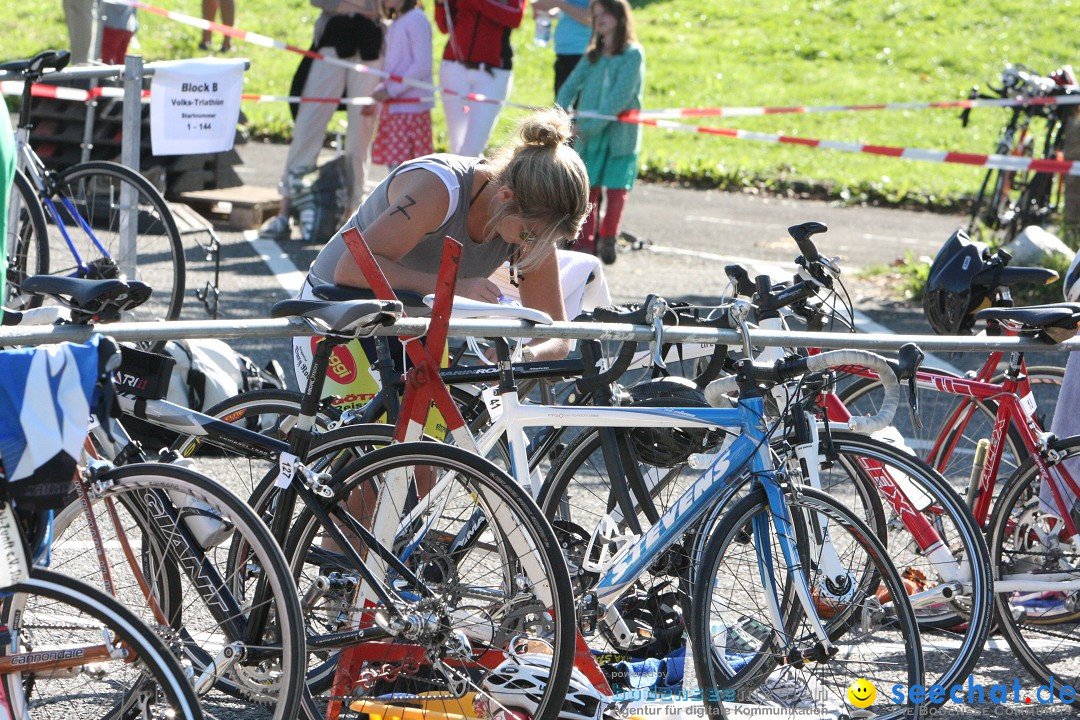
[3,317,1080,353]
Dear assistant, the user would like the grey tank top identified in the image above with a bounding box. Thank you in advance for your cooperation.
[307,154,513,287]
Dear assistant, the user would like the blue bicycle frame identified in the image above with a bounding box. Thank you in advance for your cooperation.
[590,393,835,652]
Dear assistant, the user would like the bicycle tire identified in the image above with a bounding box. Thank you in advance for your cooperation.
[967,167,999,236]
[45,161,184,322]
[5,169,49,311]
[691,485,924,720]
[283,442,577,716]
[1,567,203,720]
[47,462,306,719]
[987,433,1080,689]
[806,431,993,688]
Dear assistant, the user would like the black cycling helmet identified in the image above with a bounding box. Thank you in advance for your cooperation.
[622,378,724,468]
[922,229,997,335]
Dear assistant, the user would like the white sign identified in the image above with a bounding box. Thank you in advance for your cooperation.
[150,58,244,156]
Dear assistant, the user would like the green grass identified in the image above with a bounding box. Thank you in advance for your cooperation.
[6,0,1080,207]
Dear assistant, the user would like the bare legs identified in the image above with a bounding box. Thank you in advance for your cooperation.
[200,0,235,51]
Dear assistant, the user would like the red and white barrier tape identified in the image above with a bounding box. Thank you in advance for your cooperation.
[1,82,131,101]
[116,0,537,112]
[622,93,1080,120]
[240,93,430,105]
[1,81,432,106]
[576,109,1080,176]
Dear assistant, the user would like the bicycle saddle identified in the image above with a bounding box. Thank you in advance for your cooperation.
[423,295,553,325]
[0,50,70,78]
[20,276,151,321]
[271,298,402,336]
[972,265,1060,289]
[975,302,1080,342]
[311,283,428,314]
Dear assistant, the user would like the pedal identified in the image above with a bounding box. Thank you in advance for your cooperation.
[579,592,600,634]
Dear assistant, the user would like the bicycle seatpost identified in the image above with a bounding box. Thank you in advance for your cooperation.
[295,335,350,457]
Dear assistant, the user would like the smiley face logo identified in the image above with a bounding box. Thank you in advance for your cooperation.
[847,678,876,708]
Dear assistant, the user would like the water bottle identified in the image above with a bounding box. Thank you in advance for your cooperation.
[533,9,556,47]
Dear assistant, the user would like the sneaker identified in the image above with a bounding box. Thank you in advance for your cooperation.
[259,214,292,241]
[598,235,617,264]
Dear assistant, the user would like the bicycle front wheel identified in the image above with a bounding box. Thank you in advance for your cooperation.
[47,462,306,719]
[284,442,577,716]
[1,568,203,719]
[44,161,184,321]
[807,431,993,688]
[691,485,924,720]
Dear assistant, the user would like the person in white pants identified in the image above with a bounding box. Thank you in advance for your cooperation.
[433,0,525,157]
[63,0,96,64]
[285,47,383,211]
[260,0,384,242]
[439,60,512,157]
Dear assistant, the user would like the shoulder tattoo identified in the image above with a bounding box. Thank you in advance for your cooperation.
[390,194,418,220]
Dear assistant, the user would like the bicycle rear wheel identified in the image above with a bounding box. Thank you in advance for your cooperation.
[47,462,306,719]
[283,442,577,717]
[43,161,184,322]
[988,434,1080,689]
[691,485,924,719]
[1,568,203,719]
[5,169,48,310]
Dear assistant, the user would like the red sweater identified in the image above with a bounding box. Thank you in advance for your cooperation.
[435,0,525,70]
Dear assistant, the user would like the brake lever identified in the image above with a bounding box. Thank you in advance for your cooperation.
[645,296,670,370]
[895,343,925,430]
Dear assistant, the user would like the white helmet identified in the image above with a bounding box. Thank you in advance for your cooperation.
[1065,250,1080,303]
[481,653,605,720]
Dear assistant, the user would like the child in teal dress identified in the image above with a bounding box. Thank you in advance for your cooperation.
[556,0,644,264]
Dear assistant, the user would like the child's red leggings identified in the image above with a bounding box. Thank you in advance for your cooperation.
[578,187,627,253]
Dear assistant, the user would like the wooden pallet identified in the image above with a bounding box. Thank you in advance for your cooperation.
[175,185,281,230]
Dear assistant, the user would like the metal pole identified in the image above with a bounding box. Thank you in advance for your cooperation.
[0,60,250,85]
[80,83,99,164]
[4,317,1080,353]
[119,54,142,282]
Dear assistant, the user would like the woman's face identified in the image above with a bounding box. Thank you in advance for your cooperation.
[591,4,617,35]
[495,215,548,246]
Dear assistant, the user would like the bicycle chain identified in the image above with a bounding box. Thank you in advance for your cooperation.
[1015,621,1080,644]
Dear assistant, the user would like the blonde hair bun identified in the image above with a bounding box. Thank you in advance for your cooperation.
[517,107,573,148]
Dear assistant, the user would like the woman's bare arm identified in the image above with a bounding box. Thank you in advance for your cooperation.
[333,170,448,292]
[517,251,570,360]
